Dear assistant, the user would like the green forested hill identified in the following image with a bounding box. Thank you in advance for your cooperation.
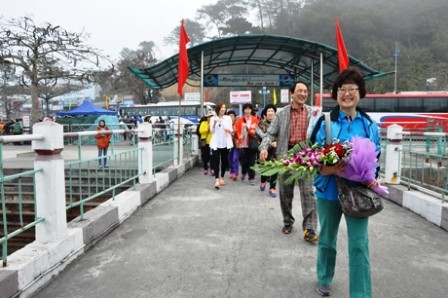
[292,0,448,92]
[191,0,448,92]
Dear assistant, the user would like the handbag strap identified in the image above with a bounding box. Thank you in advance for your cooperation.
[324,113,331,144]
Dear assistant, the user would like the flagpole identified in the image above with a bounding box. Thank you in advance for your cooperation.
[177,76,181,166]
[394,42,399,94]
[200,50,204,116]
[319,53,323,108]
[310,61,314,106]
[177,19,190,166]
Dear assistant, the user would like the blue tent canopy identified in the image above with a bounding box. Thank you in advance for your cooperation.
[56,101,117,116]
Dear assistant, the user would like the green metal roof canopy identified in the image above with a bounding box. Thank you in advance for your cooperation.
[129,34,390,89]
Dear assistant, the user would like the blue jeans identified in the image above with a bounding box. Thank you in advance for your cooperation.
[98,148,108,166]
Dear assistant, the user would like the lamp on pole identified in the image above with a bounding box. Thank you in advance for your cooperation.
[258,86,270,109]
[394,42,400,94]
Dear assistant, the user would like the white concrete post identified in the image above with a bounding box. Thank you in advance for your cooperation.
[138,122,155,184]
[385,124,403,184]
[174,124,184,166]
[192,133,199,155]
[32,121,68,243]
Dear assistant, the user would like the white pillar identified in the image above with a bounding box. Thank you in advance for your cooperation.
[138,123,154,184]
[174,124,184,166]
[192,133,199,155]
[32,121,68,243]
[385,124,403,184]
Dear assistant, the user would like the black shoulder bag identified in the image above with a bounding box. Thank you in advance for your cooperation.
[325,113,383,218]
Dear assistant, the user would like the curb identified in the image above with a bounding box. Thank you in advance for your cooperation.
[386,184,448,231]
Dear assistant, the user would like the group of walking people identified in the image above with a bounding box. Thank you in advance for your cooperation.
[198,102,275,191]
[199,67,382,298]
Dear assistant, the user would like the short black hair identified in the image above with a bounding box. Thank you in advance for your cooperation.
[242,103,253,111]
[289,80,309,93]
[261,104,277,117]
[227,110,236,116]
[331,67,367,99]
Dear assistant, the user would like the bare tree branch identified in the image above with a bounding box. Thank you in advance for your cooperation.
[0,16,112,124]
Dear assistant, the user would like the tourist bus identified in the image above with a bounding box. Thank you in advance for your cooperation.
[315,92,448,132]
[118,101,216,125]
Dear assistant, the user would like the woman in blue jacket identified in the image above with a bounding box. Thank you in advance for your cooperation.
[309,68,381,298]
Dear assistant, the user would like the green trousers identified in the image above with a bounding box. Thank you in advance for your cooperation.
[316,198,372,298]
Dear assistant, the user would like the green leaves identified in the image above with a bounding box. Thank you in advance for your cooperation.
[252,140,318,185]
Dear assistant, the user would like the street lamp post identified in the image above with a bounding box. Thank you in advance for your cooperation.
[394,42,400,94]
[258,86,270,109]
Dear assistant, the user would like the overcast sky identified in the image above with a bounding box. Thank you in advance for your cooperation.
[1,0,216,61]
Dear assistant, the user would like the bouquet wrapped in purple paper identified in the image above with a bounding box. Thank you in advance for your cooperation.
[337,137,389,196]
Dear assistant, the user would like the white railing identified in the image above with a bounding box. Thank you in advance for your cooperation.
[1,122,199,267]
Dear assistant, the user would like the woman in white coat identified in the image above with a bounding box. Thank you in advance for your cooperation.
[210,102,234,189]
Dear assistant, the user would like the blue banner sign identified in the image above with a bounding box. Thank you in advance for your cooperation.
[204,74,294,87]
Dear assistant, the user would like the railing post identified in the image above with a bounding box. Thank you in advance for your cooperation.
[192,132,199,155]
[385,124,403,184]
[436,126,443,155]
[32,121,68,243]
[138,122,155,184]
[174,124,184,166]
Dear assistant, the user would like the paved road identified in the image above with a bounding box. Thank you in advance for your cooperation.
[28,165,448,298]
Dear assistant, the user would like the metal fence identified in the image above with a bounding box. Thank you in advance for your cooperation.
[65,147,144,219]
[0,155,44,267]
[4,122,445,265]
[0,123,195,266]
[379,129,448,201]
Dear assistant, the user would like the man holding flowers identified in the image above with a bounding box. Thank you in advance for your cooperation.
[309,67,381,297]
[259,81,318,242]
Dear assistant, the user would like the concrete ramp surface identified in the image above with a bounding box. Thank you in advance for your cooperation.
[32,167,448,298]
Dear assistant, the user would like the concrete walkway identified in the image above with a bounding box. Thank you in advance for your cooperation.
[29,166,448,298]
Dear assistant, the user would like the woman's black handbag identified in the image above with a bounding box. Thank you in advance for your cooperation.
[334,176,384,218]
[249,135,259,150]
[199,139,206,148]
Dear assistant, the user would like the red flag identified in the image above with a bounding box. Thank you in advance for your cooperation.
[336,17,349,72]
[177,19,190,96]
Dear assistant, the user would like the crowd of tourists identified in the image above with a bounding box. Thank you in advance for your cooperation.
[198,67,382,298]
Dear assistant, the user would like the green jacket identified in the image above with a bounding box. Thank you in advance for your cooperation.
[13,122,22,134]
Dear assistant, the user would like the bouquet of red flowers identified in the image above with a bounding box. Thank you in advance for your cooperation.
[253,136,388,196]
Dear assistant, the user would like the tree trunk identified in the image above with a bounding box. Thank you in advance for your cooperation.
[45,99,50,117]
[31,81,40,125]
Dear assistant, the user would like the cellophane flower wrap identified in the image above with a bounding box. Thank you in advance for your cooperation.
[253,136,388,196]
[338,136,389,196]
